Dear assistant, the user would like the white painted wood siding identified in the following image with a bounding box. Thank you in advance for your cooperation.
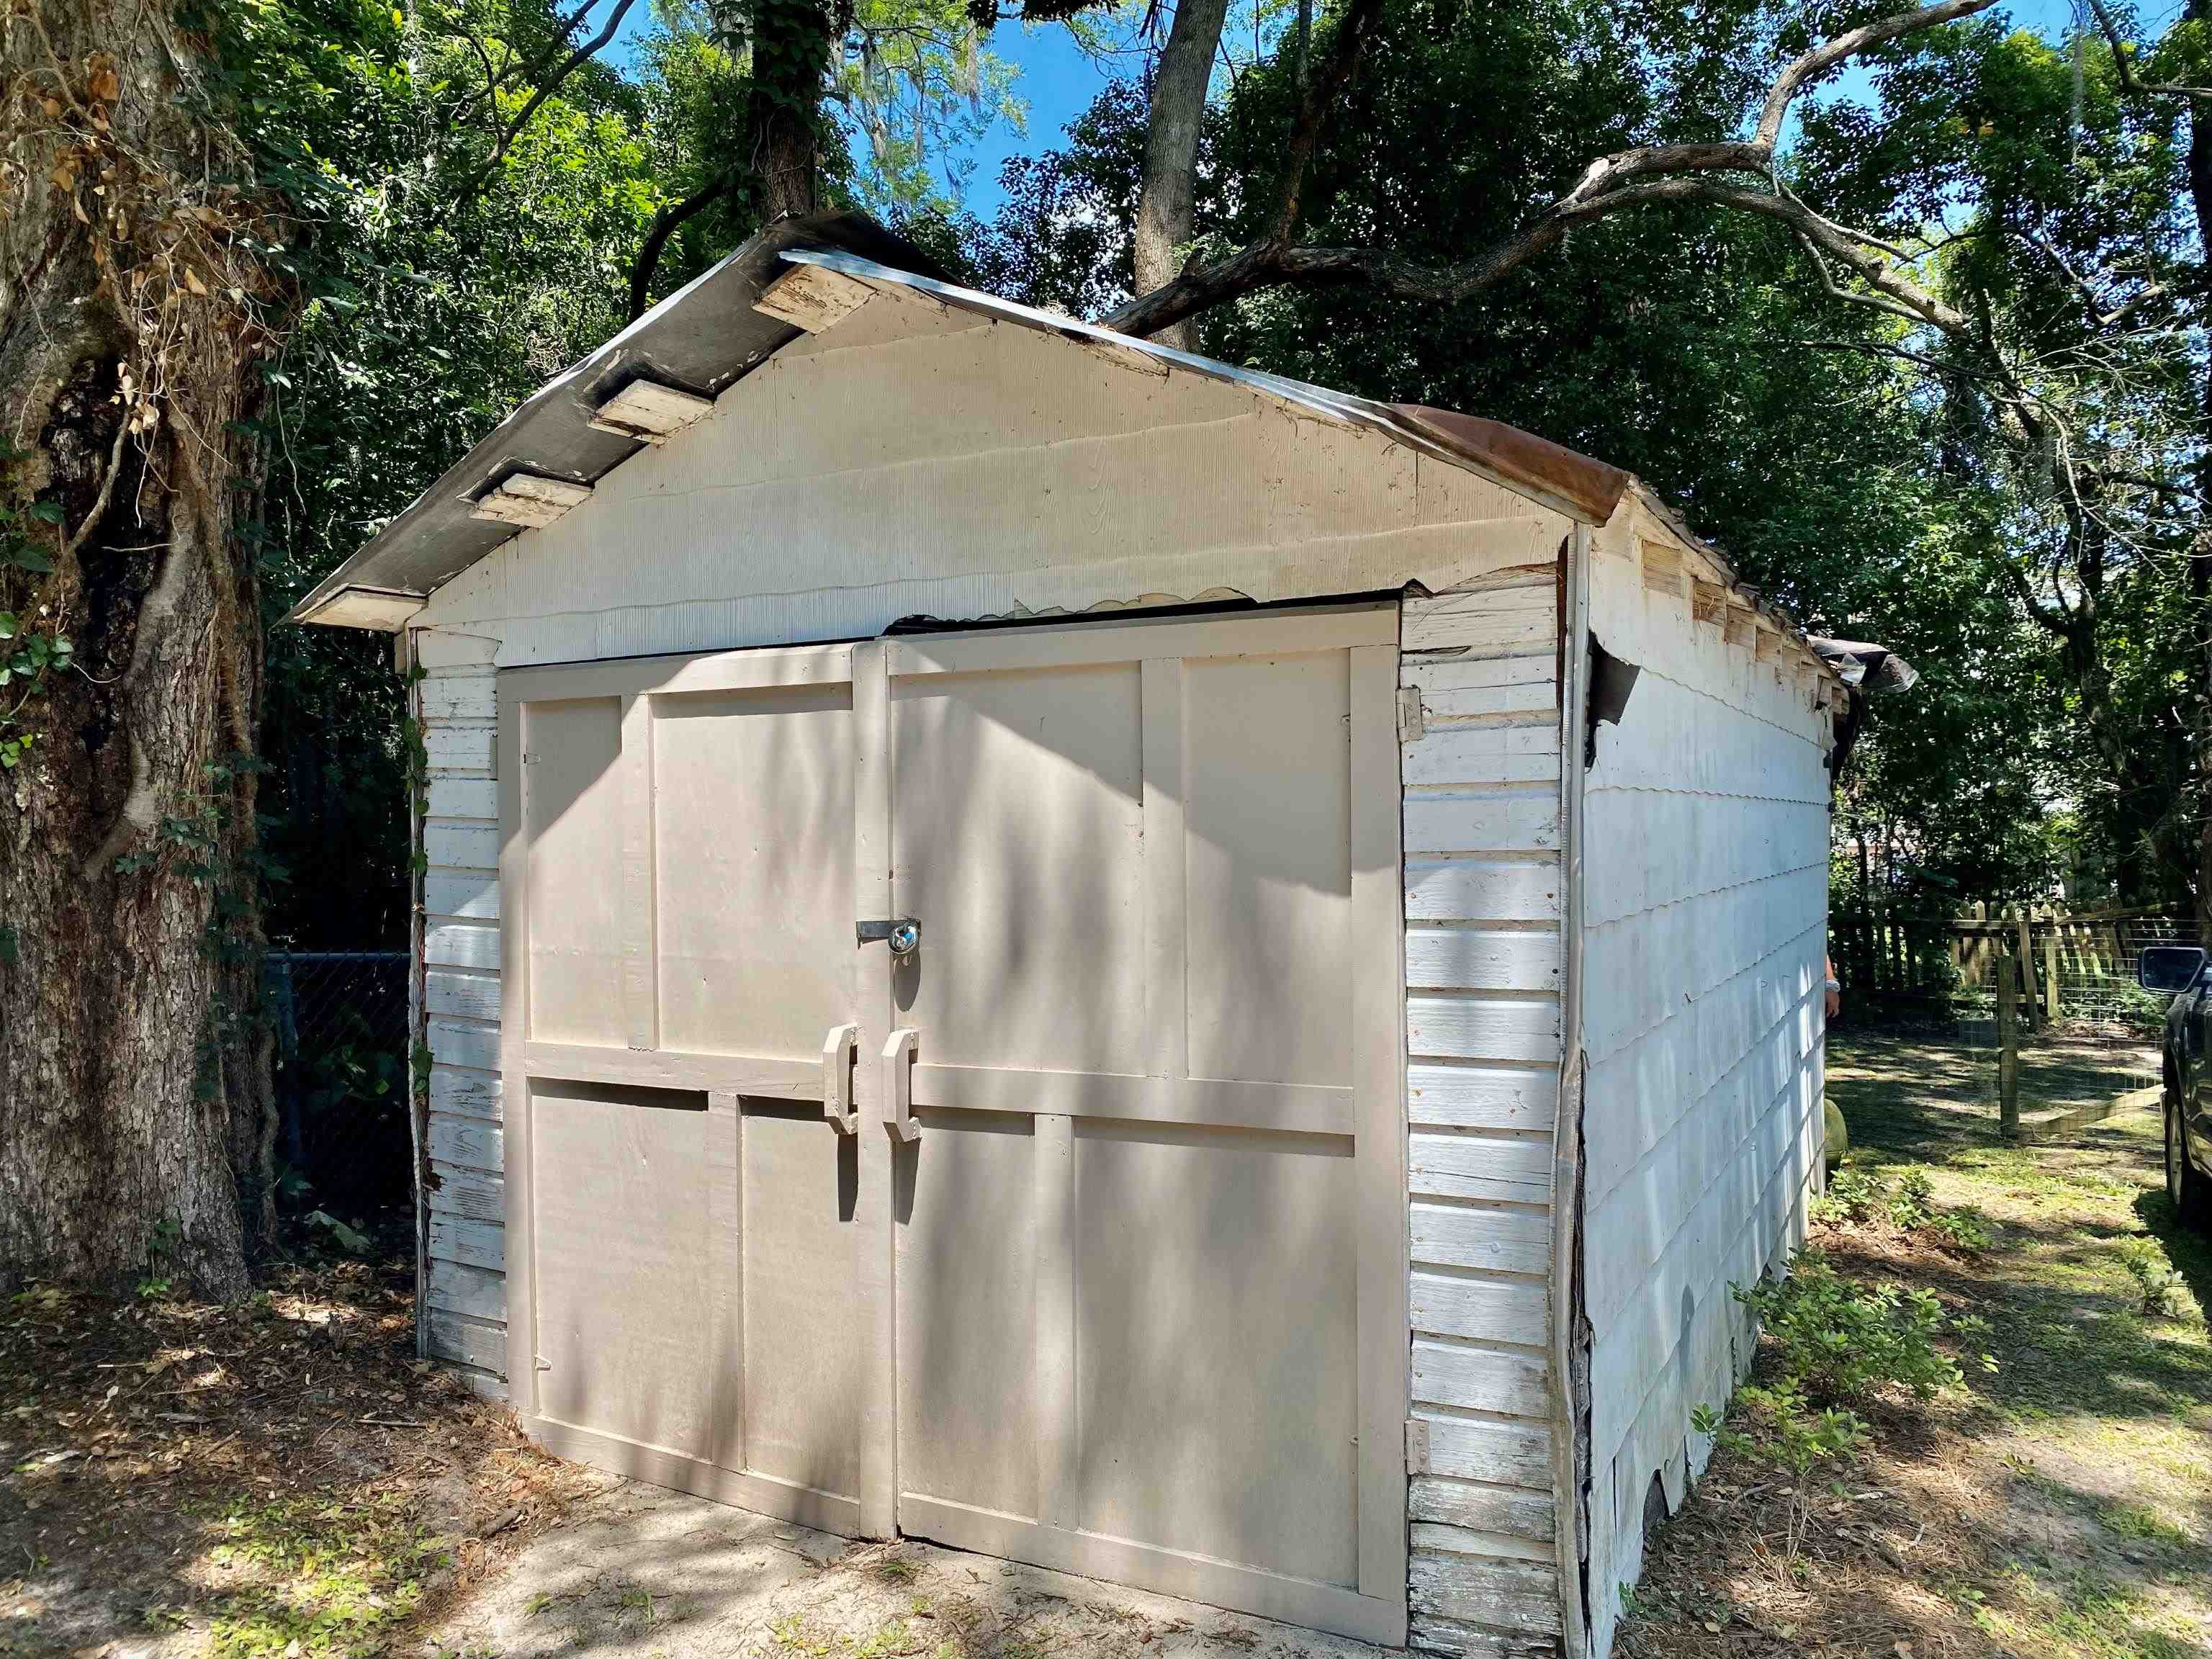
[412,287,1565,660]
[415,626,507,1397]
[1576,513,1835,1659]
[1400,563,1570,1658]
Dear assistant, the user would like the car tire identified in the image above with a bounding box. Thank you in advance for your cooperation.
[2169,1083,2210,1229]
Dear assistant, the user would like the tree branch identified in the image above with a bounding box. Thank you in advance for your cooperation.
[1753,0,1999,145]
[2084,0,2212,103]
[1101,0,2000,340]
[627,169,737,321]
[1264,0,1386,241]
[456,0,645,207]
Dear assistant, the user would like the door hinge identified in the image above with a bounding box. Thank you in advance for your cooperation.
[1405,1417,1430,1475]
[1396,686,1425,742]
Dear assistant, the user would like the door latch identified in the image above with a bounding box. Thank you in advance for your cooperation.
[858,918,921,956]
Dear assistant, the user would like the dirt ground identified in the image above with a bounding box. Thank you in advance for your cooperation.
[1,1254,1375,1659]
[6,1023,2206,1659]
[1619,1025,2212,1659]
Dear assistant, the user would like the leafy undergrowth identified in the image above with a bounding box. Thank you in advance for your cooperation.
[1622,1032,2212,1659]
[0,1253,600,1659]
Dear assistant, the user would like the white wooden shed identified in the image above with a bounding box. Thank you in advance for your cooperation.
[295,214,1853,1659]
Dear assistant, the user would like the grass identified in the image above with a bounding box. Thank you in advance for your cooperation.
[1622,1027,2212,1659]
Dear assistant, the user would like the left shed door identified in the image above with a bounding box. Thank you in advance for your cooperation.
[499,646,870,1534]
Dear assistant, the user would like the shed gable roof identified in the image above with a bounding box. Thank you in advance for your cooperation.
[288,213,1646,631]
[285,215,1850,696]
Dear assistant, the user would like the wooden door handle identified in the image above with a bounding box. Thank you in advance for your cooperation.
[883,1028,922,1142]
[821,1023,859,1133]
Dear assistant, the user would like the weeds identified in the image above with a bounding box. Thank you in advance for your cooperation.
[1815,1164,1995,1251]
[1696,1247,1998,1557]
[203,1491,448,1658]
[2118,1239,2192,1321]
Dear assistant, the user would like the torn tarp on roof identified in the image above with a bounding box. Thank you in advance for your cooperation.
[1808,637,1920,693]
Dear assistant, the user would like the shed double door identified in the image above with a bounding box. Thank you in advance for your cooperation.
[500,606,1408,1643]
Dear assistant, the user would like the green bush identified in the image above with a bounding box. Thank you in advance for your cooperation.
[1817,1168,1887,1225]
[1733,1249,1995,1408]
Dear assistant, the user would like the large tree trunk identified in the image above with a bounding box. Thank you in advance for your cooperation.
[746,0,842,220]
[0,0,279,1295]
[1133,0,1232,349]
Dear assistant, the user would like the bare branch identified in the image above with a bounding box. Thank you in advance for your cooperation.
[1754,0,1998,146]
[628,170,737,321]
[1264,0,1387,240]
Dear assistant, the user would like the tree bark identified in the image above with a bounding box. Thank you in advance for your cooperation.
[1132,0,1232,349]
[745,0,842,220]
[0,0,279,1295]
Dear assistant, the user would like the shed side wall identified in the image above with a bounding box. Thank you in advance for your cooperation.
[1577,511,1835,1659]
[1400,561,1571,1658]
[415,626,508,1396]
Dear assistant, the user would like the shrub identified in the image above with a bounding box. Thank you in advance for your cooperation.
[1816,1168,1888,1226]
[1733,1249,1994,1408]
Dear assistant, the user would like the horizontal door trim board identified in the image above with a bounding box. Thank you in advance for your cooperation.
[529,1416,860,1537]
[908,1062,1353,1136]
[886,606,1395,678]
[896,1493,1406,1647]
[500,642,855,706]
[523,1040,820,1100]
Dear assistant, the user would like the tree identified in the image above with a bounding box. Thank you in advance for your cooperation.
[0,0,287,1292]
[1130,0,1233,347]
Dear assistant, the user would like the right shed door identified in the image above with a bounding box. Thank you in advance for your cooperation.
[878,608,1407,1644]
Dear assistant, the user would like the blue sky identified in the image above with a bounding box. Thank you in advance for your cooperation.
[608,0,2110,220]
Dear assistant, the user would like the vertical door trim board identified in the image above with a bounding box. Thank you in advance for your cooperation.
[497,677,537,1422]
[1349,637,1411,1624]
[706,1090,745,1473]
[616,693,658,1051]
[1550,525,1594,1657]
[851,639,900,1539]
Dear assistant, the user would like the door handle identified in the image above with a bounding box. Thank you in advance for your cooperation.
[883,1028,922,1141]
[822,1023,859,1134]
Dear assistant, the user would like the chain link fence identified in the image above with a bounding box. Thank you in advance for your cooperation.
[264,950,413,1215]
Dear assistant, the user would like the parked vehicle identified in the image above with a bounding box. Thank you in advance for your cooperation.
[2140,944,2212,1228]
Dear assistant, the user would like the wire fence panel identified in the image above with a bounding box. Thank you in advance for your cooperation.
[264,950,413,1215]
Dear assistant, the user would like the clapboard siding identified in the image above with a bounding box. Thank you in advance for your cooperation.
[415,647,507,1393]
[1400,572,1567,1655]
[1578,512,1836,1659]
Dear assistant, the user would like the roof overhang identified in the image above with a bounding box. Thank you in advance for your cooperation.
[289,214,1658,633]
[285,213,948,629]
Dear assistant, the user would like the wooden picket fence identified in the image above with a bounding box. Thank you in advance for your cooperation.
[1829,899,1955,1006]
[1834,899,2197,1024]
